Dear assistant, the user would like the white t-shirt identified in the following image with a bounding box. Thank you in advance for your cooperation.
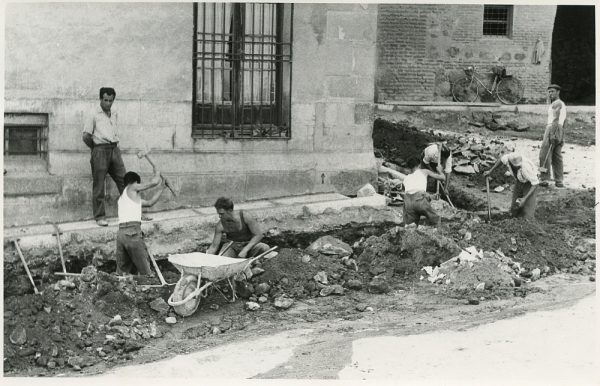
[500,153,539,185]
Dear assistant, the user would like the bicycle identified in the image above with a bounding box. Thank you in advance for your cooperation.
[452,65,524,105]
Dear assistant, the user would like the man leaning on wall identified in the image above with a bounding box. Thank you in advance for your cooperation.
[82,87,126,226]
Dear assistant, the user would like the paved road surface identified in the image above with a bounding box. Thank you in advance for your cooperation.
[100,295,597,384]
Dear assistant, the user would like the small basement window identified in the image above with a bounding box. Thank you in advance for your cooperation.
[483,5,513,37]
[4,113,49,174]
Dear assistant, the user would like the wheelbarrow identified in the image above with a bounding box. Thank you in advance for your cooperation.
[167,247,278,317]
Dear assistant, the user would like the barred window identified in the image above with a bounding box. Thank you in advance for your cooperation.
[193,3,293,139]
[4,113,48,158]
[483,5,513,37]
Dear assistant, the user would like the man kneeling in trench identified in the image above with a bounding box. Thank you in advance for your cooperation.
[207,197,270,259]
[484,146,539,220]
[402,158,446,228]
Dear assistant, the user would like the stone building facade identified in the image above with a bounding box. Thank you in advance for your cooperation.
[4,3,379,226]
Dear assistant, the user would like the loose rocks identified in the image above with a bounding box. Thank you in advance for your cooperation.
[368,276,390,294]
[149,298,170,314]
[273,297,294,310]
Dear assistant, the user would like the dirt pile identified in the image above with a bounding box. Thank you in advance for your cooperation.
[449,189,596,275]
[3,267,174,375]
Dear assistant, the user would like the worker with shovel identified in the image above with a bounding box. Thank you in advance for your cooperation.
[402,158,446,228]
[539,84,567,188]
[421,142,453,197]
[484,149,539,220]
[115,169,165,276]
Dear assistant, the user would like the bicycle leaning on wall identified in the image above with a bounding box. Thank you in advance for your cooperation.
[451,65,525,105]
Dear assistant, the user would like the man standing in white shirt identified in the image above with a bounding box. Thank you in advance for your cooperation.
[484,152,539,219]
[82,87,126,226]
[539,84,566,188]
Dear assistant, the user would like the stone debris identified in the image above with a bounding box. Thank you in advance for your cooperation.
[273,296,294,310]
[306,236,353,257]
[368,275,390,294]
[356,183,377,197]
[254,283,271,295]
[346,279,363,290]
[313,271,328,285]
[9,326,27,345]
[108,315,123,326]
[319,284,344,297]
[149,298,170,314]
[245,302,260,311]
[530,268,541,281]
[165,317,177,324]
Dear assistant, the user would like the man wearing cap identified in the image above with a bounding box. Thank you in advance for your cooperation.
[82,87,126,226]
[484,150,539,219]
[421,142,453,192]
[539,84,566,187]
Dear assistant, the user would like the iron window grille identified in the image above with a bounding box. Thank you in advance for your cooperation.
[3,113,48,158]
[483,5,513,37]
[192,2,293,139]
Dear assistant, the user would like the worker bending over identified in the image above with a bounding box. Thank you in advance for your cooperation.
[484,150,539,219]
[421,143,452,192]
[403,159,446,228]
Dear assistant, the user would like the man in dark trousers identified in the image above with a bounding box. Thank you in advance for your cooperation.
[82,87,126,226]
[539,84,567,188]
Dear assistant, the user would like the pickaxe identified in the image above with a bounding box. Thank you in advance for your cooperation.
[137,149,178,197]
[539,144,553,173]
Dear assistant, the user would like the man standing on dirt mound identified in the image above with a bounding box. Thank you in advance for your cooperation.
[421,142,452,193]
[539,84,566,188]
[484,147,539,219]
[207,197,271,260]
[402,158,446,228]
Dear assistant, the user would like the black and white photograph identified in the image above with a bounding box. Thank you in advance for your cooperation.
[2,1,597,383]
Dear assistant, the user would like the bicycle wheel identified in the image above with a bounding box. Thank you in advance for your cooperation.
[452,77,479,103]
[496,77,524,105]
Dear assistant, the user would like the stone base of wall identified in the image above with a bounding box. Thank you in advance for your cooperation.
[3,167,377,227]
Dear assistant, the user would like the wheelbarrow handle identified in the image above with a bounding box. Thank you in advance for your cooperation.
[242,246,279,272]
[167,281,213,307]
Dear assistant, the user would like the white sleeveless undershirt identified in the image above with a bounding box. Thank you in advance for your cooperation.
[403,169,428,194]
[118,186,142,223]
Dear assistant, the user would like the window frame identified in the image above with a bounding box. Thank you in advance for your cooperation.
[192,2,293,140]
[3,113,48,158]
[482,5,513,38]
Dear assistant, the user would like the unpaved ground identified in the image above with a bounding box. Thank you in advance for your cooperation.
[3,113,597,377]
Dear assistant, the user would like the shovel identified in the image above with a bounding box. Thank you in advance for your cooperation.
[485,177,492,222]
[539,143,553,173]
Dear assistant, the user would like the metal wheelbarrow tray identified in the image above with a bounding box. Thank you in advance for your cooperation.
[167,247,277,317]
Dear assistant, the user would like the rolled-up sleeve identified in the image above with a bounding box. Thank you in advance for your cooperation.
[83,112,94,135]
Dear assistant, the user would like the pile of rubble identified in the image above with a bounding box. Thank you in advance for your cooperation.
[4,266,174,374]
[468,111,530,132]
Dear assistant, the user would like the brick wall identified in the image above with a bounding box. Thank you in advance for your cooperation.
[376,4,557,103]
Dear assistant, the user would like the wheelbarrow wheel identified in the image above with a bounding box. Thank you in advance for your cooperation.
[171,274,202,317]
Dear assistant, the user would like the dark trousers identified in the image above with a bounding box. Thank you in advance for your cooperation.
[91,144,126,219]
[539,128,564,184]
[511,181,537,219]
[403,192,440,227]
[116,222,152,275]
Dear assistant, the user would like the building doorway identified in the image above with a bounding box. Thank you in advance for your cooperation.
[551,6,595,105]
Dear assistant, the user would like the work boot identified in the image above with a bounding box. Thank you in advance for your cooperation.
[96,219,108,227]
[555,182,564,188]
[539,181,550,187]
[141,214,152,221]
